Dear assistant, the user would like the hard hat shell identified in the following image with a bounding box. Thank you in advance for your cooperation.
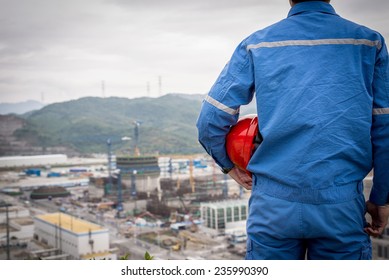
[226,114,259,174]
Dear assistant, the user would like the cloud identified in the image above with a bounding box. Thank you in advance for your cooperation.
[334,0,389,38]
[0,0,388,103]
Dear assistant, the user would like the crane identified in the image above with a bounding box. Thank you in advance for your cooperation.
[133,120,141,156]
[114,170,123,216]
[189,157,195,193]
[105,138,113,196]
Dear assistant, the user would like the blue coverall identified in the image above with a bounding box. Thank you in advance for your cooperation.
[196,2,389,259]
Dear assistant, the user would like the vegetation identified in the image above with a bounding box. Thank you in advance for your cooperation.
[15,94,206,155]
[118,251,153,260]
[144,251,154,260]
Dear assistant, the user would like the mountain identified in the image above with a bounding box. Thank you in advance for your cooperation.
[0,100,45,115]
[12,94,205,155]
[167,93,257,115]
[169,93,206,102]
[166,93,257,115]
[0,114,75,156]
[2,93,258,156]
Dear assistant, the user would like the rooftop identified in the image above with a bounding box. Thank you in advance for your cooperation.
[35,212,105,234]
[200,199,248,208]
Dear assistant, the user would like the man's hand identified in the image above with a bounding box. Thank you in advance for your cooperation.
[364,200,389,238]
[228,166,252,190]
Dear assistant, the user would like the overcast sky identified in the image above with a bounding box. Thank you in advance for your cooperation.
[0,0,388,104]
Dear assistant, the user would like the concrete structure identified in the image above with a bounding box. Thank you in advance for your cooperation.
[200,199,248,235]
[0,206,30,222]
[33,212,116,260]
[0,206,34,243]
[116,155,160,197]
[0,154,68,168]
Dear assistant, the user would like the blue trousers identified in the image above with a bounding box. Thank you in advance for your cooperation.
[245,186,372,260]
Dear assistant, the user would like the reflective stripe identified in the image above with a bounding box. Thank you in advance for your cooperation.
[204,95,239,115]
[247,39,382,51]
[373,108,389,115]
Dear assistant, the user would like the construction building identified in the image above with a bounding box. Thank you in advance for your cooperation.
[33,212,116,260]
[0,205,34,241]
[116,155,160,197]
[200,199,248,235]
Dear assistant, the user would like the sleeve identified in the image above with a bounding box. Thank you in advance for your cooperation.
[369,37,389,206]
[196,41,255,169]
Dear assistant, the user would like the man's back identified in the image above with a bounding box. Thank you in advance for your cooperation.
[242,2,383,203]
[196,0,389,259]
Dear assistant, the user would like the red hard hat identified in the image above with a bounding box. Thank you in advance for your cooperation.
[226,114,261,175]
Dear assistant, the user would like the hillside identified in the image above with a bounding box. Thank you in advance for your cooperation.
[1,94,257,156]
[0,100,45,115]
[12,94,205,155]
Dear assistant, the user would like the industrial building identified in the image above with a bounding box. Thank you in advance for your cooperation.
[33,212,116,260]
[116,155,161,197]
[0,205,34,241]
[200,199,248,235]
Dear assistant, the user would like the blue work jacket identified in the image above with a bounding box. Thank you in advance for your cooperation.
[196,2,389,205]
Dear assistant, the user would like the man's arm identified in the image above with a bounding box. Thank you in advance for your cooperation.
[228,167,253,190]
[365,202,389,237]
[365,37,389,237]
[196,40,255,176]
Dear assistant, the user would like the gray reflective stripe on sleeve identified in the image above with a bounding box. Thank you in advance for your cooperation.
[204,95,239,115]
[247,39,382,51]
[373,108,389,115]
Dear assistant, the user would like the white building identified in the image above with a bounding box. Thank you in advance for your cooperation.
[0,154,67,168]
[33,212,116,260]
[0,206,34,241]
[200,199,248,236]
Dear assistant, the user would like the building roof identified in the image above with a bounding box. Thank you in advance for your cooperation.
[81,251,113,260]
[200,199,248,209]
[0,154,67,161]
[30,186,70,199]
[35,212,105,234]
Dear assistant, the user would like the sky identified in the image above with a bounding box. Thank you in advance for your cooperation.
[0,0,388,104]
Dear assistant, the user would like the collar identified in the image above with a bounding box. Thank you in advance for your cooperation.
[288,1,338,18]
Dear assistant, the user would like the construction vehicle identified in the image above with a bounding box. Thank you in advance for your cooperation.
[161,238,182,251]
[178,230,204,245]
[97,201,115,210]
[172,243,181,251]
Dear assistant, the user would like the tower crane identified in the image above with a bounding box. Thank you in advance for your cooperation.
[105,138,113,196]
[133,120,141,156]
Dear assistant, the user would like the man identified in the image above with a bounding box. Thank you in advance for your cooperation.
[196,0,389,259]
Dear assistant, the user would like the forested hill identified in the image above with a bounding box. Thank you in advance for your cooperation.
[6,93,256,156]
[14,94,206,155]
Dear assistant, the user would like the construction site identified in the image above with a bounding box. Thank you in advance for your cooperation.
[1,122,389,260]
[0,122,249,260]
